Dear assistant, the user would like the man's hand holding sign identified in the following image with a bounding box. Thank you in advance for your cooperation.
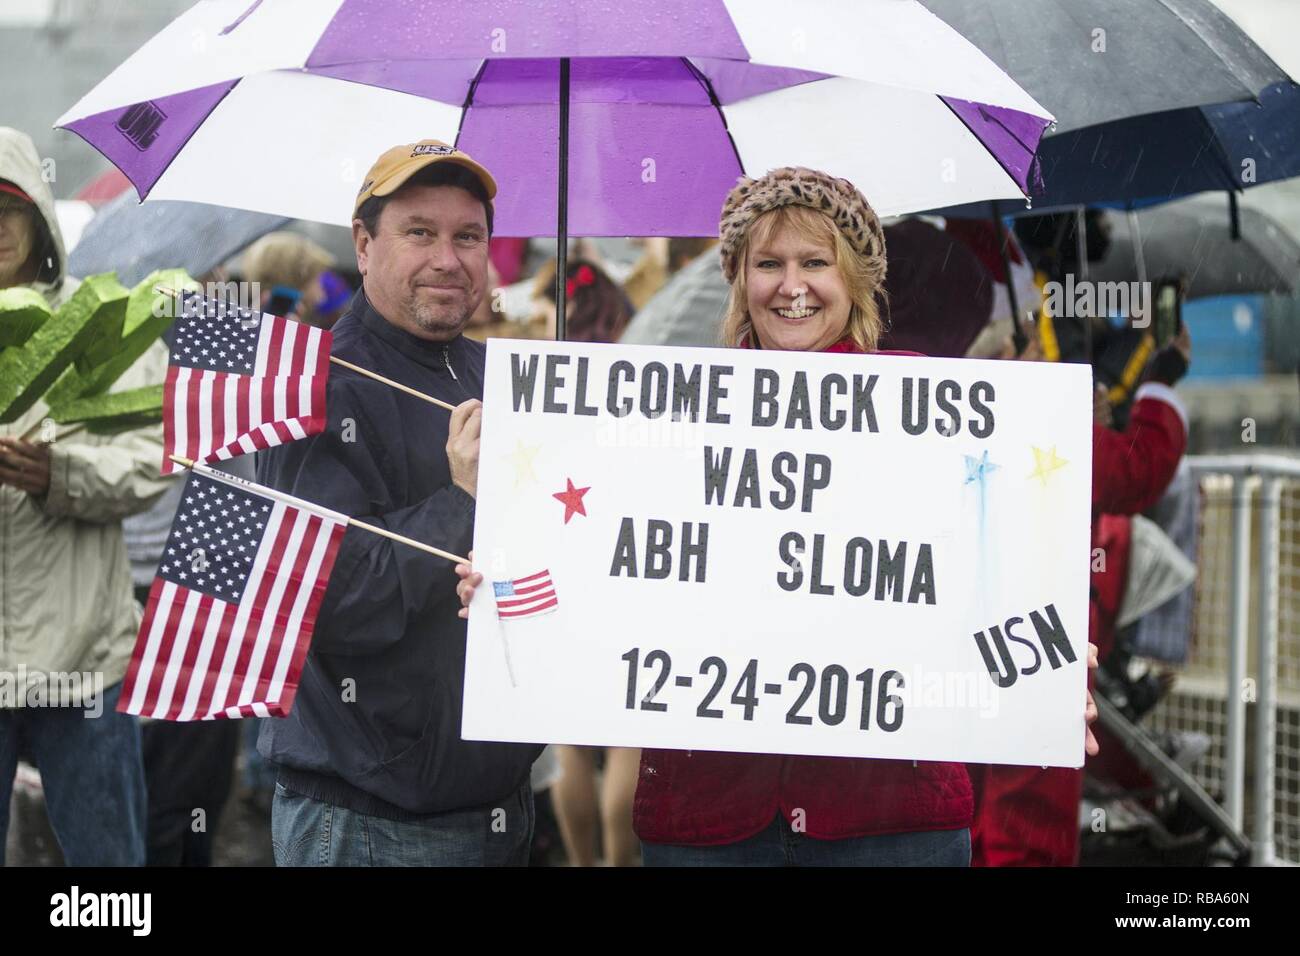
[460,339,1095,767]
[447,398,483,497]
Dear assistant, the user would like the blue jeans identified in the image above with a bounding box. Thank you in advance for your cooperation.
[0,681,147,866]
[271,781,534,866]
[642,815,971,867]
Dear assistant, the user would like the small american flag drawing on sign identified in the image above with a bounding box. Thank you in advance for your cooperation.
[162,291,330,473]
[493,570,558,620]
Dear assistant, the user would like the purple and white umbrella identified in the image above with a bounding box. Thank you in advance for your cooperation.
[57,0,1051,236]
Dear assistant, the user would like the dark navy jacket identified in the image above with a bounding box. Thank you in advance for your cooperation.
[257,290,540,818]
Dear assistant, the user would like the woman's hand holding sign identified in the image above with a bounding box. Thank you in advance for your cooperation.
[1085,642,1099,757]
[456,550,482,620]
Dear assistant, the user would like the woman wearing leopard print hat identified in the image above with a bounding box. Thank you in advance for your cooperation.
[630,167,977,865]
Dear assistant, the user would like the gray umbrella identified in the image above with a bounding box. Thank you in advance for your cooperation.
[1091,196,1300,298]
[923,0,1284,134]
[68,192,291,286]
[923,0,1299,210]
[68,192,357,286]
[620,250,729,349]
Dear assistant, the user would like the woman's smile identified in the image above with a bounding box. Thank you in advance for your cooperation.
[772,305,821,320]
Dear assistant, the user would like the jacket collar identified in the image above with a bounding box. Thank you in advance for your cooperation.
[742,332,864,354]
[352,287,467,370]
[822,336,865,354]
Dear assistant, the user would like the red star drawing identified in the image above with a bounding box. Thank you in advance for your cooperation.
[552,478,590,524]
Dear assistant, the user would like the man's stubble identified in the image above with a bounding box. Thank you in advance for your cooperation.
[411,295,477,340]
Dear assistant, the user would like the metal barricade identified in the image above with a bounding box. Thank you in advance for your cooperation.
[1146,454,1300,866]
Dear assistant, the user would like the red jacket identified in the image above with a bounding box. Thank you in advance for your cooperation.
[969,383,1188,867]
[1090,383,1188,659]
[1091,384,1187,519]
[1090,515,1132,662]
[633,337,973,846]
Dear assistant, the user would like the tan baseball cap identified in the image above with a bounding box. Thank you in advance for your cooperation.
[353,139,497,219]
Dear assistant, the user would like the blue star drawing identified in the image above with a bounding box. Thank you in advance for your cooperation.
[963,450,999,486]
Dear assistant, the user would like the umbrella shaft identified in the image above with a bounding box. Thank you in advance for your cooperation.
[1127,209,1147,286]
[991,204,1025,352]
[556,57,571,342]
[1076,207,1091,361]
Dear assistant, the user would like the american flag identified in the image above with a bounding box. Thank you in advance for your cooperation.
[162,291,331,474]
[119,464,347,720]
[492,570,558,620]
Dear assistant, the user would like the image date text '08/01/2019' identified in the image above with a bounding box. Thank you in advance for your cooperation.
[622,648,904,731]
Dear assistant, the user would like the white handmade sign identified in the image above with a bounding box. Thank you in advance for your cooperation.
[463,339,1094,767]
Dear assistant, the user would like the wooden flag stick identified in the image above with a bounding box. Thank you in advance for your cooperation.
[154,287,457,413]
[327,356,456,412]
[168,454,469,565]
[346,515,470,566]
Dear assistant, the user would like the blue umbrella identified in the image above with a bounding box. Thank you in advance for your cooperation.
[1007,83,1300,211]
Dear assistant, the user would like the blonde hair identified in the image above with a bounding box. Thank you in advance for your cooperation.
[241,231,334,293]
[721,204,886,351]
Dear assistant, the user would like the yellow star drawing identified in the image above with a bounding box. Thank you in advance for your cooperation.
[506,440,541,488]
[1028,445,1069,486]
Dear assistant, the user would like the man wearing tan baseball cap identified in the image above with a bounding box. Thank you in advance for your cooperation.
[351,138,498,344]
[352,138,497,220]
[257,140,542,867]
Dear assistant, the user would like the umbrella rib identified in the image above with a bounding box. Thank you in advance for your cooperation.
[219,0,265,36]
[683,58,744,190]
[452,60,489,149]
[977,103,1034,156]
[1193,105,1244,196]
[1154,0,1266,99]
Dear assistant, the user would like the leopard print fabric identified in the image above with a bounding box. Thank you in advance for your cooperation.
[718,167,887,285]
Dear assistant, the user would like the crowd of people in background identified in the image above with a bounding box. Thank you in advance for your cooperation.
[0,125,1199,867]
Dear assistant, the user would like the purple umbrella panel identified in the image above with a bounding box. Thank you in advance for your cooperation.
[56,0,1053,234]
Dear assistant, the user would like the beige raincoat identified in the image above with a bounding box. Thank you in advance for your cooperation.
[0,127,173,706]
